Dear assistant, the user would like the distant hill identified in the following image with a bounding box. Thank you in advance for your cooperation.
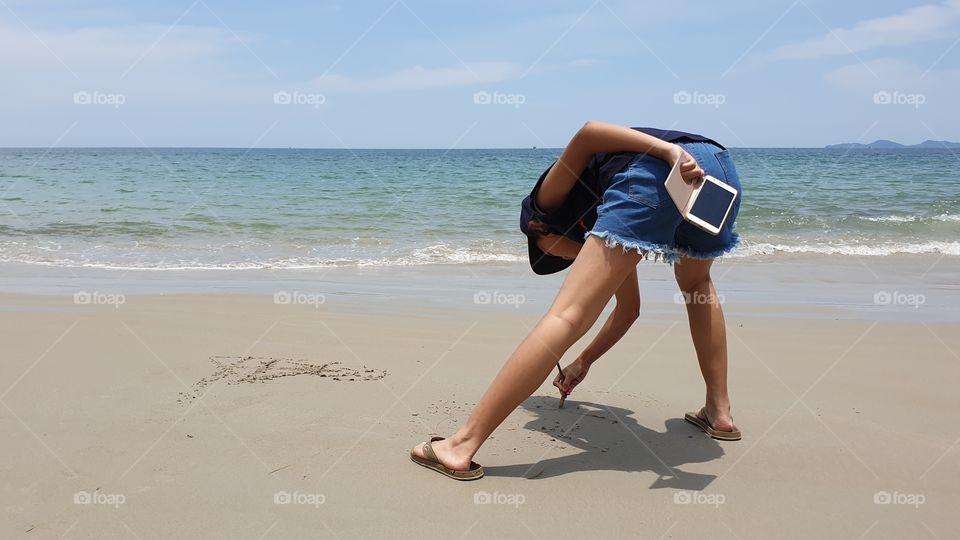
[826,139,960,149]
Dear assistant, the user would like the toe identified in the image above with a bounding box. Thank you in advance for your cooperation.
[410,442,426,459]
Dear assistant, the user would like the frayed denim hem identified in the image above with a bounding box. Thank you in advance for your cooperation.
[673,234,742,262]
[586,230,681,264]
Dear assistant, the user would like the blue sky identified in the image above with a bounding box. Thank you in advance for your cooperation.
[1,0,958,148]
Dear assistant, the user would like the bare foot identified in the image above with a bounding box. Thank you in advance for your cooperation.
[410,437,474,471]
[701,405,736,432]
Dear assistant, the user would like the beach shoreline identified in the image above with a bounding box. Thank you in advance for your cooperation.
[2,253,957,321]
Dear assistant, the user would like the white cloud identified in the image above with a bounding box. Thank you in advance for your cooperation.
[309,62,524,93]
[308,58,597,93]
[0,20,279,118]
[0,23,235,76]
[769,0,960,61]
[826,56,958,90]
[824,57,960,121]
[825,58,925,88]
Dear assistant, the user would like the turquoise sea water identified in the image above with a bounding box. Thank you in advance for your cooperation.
[1,148,958,270]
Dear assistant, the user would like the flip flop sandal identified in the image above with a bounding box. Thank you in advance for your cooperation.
[685,408,742,441]
[410,436,484,481]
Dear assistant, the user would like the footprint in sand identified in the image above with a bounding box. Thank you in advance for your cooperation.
[179,355,387,404]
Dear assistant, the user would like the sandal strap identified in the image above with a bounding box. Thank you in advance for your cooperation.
[698,407,711,427]
[421,441,436,461]
[421,436,445,462]
[698,408,739,434]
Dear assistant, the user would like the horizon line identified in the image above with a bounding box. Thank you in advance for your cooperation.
[0,145,916,150]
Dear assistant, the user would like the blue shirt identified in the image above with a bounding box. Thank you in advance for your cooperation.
[525,127,724,241]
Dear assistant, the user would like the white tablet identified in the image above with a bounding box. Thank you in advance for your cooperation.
[664,158,738,235]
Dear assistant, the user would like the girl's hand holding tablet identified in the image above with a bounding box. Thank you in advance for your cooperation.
[668,143,705,184]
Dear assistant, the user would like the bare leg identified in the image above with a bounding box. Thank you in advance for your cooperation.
[673,257,735,431]
[411,236,641,470]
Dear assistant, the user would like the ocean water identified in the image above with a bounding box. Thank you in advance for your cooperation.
[1,147,958,270]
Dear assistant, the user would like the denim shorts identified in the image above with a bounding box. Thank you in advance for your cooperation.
[587,142,742,264]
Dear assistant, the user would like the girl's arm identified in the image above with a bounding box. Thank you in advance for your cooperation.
[552,268,641,396]
[578,266,640,364]
[536,120,705,212]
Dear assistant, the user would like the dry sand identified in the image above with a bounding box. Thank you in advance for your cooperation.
[1,292,958,539]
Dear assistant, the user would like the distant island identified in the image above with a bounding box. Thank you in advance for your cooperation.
[826,139,960,149]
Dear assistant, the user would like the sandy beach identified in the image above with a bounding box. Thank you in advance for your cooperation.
[1,256,958,539]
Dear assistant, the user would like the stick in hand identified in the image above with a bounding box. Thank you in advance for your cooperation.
[556,362,566,409]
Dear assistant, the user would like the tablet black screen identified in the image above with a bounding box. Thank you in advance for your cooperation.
[689,181,735,228]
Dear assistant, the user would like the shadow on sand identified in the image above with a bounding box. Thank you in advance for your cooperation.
[485,395,724,491]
